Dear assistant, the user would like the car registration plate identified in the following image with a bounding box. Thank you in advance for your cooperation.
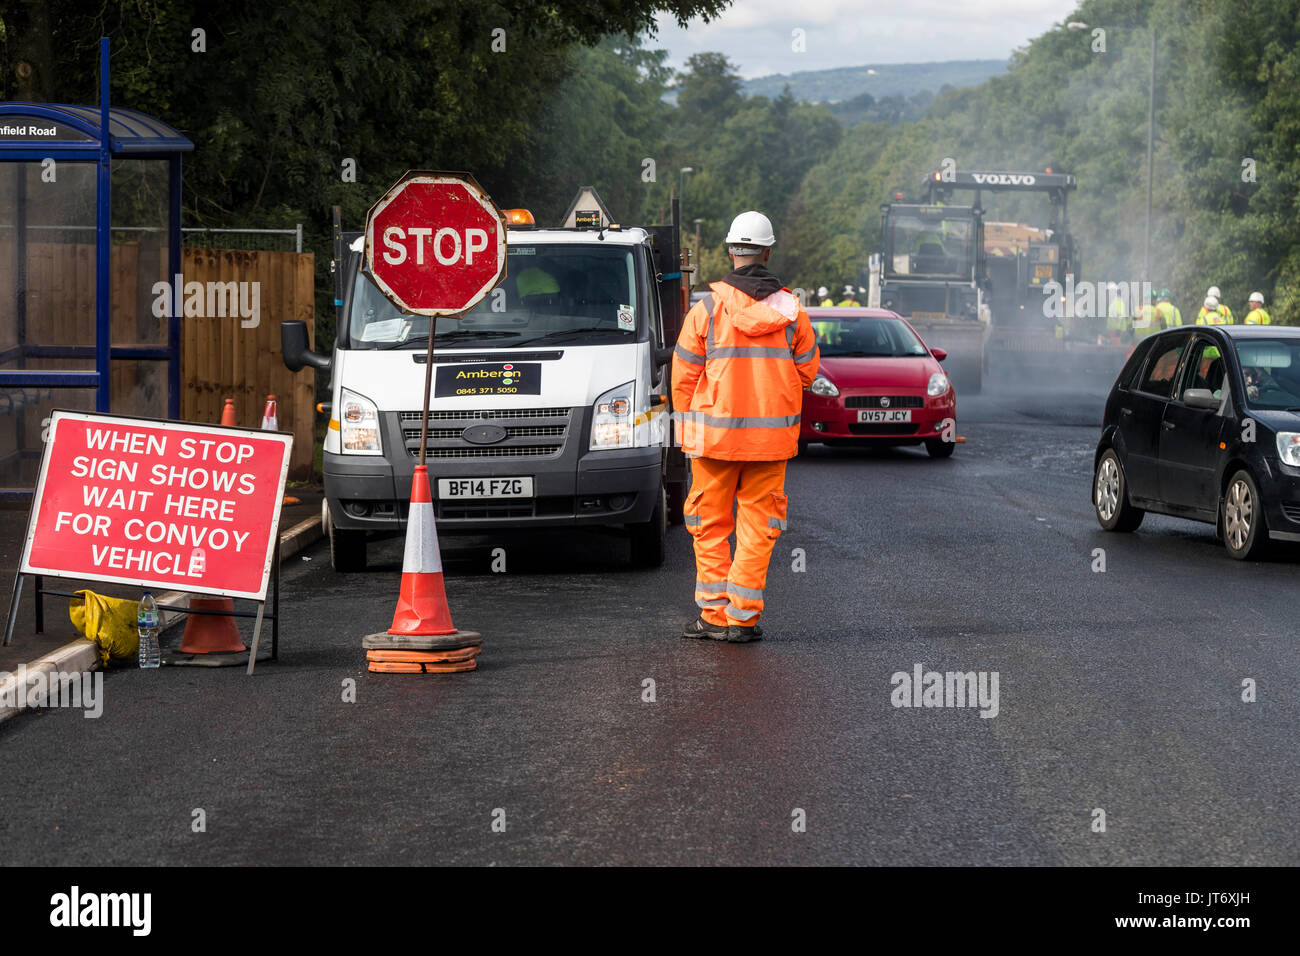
[857,410,913,423]
[437,477,534,499]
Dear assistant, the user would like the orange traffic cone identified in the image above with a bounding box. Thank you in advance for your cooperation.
[361,465,481,673]
[389,465,456,636]
[220,398,237,427]
[179,596,247,654]
[260,394,278,431]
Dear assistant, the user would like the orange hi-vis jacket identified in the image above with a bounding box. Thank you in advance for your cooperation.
[672,281,820,461]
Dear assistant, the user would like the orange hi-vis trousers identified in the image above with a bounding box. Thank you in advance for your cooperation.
[683,457,788,627]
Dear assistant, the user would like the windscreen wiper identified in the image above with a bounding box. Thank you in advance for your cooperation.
[511,327,628,347]
[378,330,520,349]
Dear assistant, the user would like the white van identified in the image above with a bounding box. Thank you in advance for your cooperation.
[282,195,688,570]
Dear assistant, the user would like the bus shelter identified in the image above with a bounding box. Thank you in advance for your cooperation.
[0,38,193,498]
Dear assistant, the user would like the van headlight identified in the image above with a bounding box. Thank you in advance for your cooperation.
[927,372,950,397]
[591,381,634,449]
[809,375,839,397]
[340,388,382,454]
[1276,431,1300,466]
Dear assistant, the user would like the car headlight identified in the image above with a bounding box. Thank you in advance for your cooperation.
[340,387,382,454]
[809,375,839,397]
[927,372,950,397]
[1276,431,1300,466]
[591,381,634,449]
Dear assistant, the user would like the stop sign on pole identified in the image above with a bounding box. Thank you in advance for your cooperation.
[364,171,507,316]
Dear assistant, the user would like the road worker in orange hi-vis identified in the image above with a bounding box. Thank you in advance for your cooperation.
[671,211,820,642]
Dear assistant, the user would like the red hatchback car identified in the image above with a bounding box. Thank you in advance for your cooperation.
[801,307,957,457]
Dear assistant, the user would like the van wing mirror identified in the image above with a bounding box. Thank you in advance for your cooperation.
[1183,388,1221,410]
[281,320,331,372]
[654,345,675,369]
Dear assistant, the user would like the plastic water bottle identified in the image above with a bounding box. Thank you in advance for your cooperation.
[137,592,161,669]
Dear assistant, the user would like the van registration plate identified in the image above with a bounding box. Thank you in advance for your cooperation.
[437,477,534,499]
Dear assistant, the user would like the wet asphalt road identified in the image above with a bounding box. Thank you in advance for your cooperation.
[2,379,1297,866]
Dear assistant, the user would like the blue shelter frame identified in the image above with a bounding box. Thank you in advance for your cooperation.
[0,38,192,448]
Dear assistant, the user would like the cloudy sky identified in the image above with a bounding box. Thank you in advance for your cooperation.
[650,0,1081,78]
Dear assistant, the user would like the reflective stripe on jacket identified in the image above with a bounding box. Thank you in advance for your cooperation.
[671,282,819,461]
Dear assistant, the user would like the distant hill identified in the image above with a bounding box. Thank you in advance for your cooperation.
[741,59,1007,105]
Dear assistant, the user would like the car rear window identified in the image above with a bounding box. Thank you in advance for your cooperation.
[1115,338,1153,390]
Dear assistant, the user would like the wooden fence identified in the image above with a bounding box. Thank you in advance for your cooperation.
[0,242,316,485]
[179,247,315,478]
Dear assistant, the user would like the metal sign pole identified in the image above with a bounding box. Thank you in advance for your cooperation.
[417,312,463,465]
[418,321,436,465]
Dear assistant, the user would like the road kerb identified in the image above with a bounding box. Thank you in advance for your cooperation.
[0,638,99,726]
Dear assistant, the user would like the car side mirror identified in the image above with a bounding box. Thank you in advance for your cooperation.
[1183,388,1221,410]
[281,320,331,372]
[931,347,948,362]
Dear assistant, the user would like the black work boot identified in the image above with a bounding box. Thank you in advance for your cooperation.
[726,623,763,643]
[682,617,728,640]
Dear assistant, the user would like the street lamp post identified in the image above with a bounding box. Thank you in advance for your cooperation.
[693,217,704,290]
[679,166,694,233]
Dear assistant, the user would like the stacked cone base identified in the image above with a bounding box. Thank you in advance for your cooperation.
[362,630,481,651]
[367,647,479,664]
[365,646,480,673]
[368,658,477,674]
[361,630,481,675]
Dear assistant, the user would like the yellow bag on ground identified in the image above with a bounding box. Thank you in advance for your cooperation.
[69,590,140,666]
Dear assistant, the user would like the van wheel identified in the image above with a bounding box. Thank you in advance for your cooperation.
[328,508,367,572]
[1222,470,1269,560]
[667,479,687,526]
[1094,449,1144,532]
[630,487,666,568]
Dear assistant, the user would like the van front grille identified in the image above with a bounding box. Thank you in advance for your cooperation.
[399,407,573,460]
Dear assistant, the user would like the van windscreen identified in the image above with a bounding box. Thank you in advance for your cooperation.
[350,244,638,349]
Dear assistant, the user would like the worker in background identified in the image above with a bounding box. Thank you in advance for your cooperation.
[672,210,819,643]
[818,286,833,307]
[515,265,560,308]
[1244,292,1271,324]
[1133,288,1161,340]
[1198,286,1234,323]
[1155,289,1181,330]
[1106,281,1130,344]
[836,284,860,307]
[1196,296,1229,325]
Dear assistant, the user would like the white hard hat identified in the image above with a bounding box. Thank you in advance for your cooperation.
[817,286,828,298]
[1207,286,1221,299]
[724,210,775,247]
[844,284,854,294]
[1205,296,1219,310]
[1249,291,1264,303]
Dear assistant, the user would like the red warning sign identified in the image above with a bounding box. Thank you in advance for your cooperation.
[19,411,293,600]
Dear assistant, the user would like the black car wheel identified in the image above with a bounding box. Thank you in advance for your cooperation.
[1094,448,1144,532]
[925,438,955,458]
[1222,469,1270,560]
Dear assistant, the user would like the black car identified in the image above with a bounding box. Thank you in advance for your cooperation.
[1093,325,1300,559]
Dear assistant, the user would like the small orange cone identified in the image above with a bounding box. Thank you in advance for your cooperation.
[261,394,279,431]
[179,596,247,654]
[220,398,237,427]
[388,465,457,636]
